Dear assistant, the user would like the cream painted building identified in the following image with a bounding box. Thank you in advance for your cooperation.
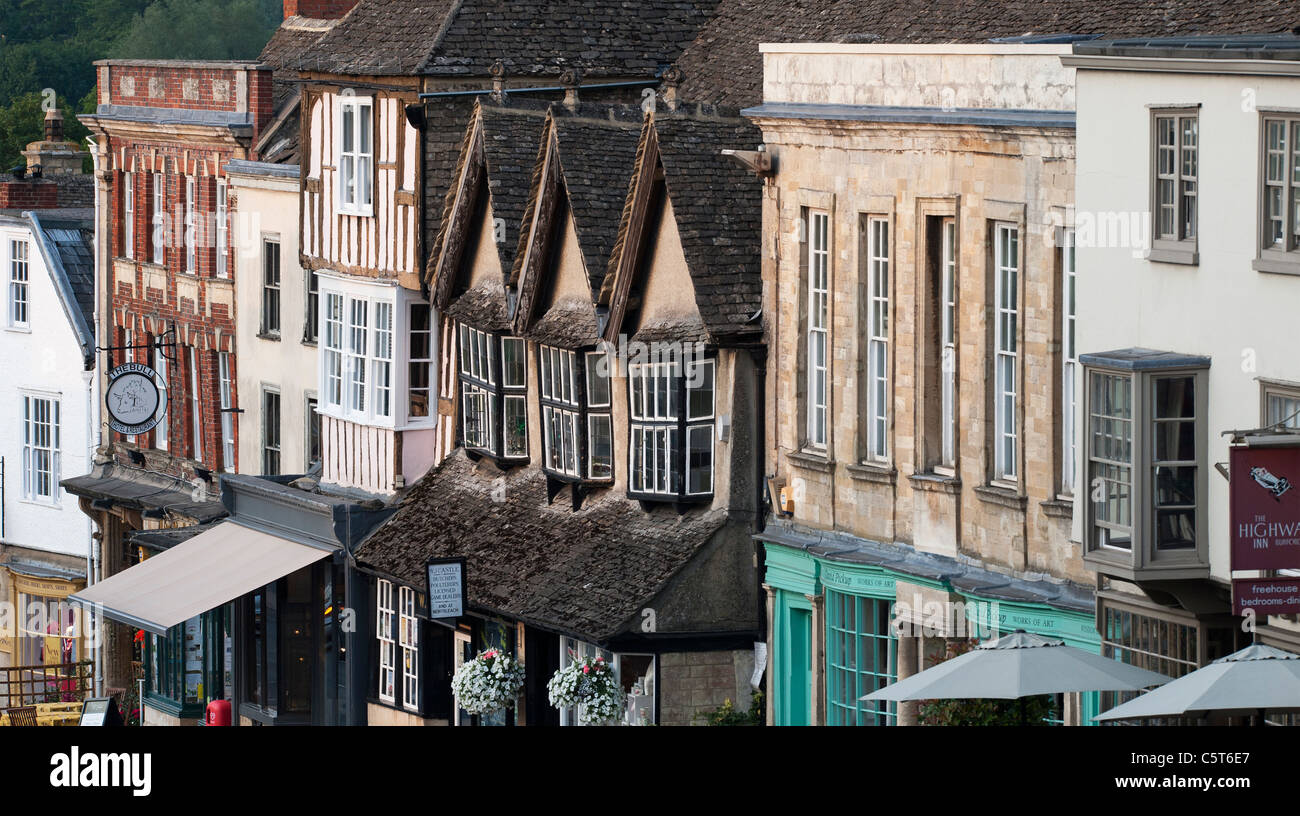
[1066,35,1300,683]
[748,44,1097,726]
[229,160,320,476]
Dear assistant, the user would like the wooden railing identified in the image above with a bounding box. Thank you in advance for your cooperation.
[0,661,93,708]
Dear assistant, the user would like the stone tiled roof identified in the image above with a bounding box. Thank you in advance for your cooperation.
[295,0,717,77]
[673,0,1300,108]
[260,16,343,163]
[445,278,513,332]
[355,450,728,642]
[481,104,550,273]
[422,0,718,78]
[651,111,763,343]
[552,111,644,295]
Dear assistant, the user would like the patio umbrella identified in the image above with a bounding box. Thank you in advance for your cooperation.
[1094,643,1300,722]
[861,631,1171,703]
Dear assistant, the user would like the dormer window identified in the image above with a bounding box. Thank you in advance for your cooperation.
[628,356,715,501]
[458,323,527,461]
[537,345,614,482]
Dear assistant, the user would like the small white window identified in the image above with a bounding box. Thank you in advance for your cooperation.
[324,292,344,408]
[216,180,228,277]
[262,237,281,336]
[865,216,890,463]
[185,177,196,273]
[152,174,165,266]
[9,239,29,327]
[219,352,235,471]
[123,173,134,260]
[806,210,829,449]
[399,586,418,712]
[993,223,1019,482]
[22,394,60,502]
[337,96,374,216]
[376,579,395,704]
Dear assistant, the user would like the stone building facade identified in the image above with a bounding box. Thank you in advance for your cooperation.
[747,44,1096,726]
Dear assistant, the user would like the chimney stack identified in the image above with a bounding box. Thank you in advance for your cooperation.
[22,108,84,177]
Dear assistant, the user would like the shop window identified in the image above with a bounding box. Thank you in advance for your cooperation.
[628,357,715,501]
[457,323,527,462]
[825,592,896,726]
[145,616,204,713]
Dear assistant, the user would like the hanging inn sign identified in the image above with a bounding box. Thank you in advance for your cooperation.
[1230,442,1300,616]
[106,362,165,435]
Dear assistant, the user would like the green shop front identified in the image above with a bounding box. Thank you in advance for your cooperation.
[761,526,1100,726]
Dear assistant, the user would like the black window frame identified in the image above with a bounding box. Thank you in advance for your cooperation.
[456,321,528,464]
[626,350,716,505]
[536,344,615,485]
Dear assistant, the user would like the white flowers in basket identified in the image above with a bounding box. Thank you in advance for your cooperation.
[547,655,625,725]
[450,648,525,715]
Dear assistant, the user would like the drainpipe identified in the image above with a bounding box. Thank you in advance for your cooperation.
[84,134,105,696]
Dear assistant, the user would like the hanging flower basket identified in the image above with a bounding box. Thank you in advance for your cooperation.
[450,648,525,715]
[547,655,626,725]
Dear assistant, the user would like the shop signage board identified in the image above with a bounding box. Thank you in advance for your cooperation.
[1229,445,1300,571]
[1233,577,1300,617]
[426,557,466,619]
[105,362,165,435]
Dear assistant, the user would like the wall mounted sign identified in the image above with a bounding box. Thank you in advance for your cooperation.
[1229,445,1300,571]
[106,362,164,435]
[426,557,466,619]
[1233,577,1300,617]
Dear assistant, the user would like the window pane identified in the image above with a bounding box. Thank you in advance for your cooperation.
[586,353,611,407]
[589,414,612,479]
[688,359,715,420]
[688,425,713,494]
[502,338,526,387]
[504,395,527,457]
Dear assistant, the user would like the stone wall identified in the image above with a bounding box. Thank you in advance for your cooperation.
[658,649,756,725]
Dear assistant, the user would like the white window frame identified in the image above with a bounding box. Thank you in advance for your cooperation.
[398,585,418,712]
[993,223,1019,483]
[806,210,829,449]
[189,346,203,463]
[21,393,60,504]
[8,238,29,328]
[347,298,368,416]
[154,343,169,451]
[262,386,281,476]
[940,218,957,468]
[628,358,714,498]
[152,173,165,266]
[457,323,527,459]
[215,179,228,277]
[324,292,344,409]
[218,352,235,472]
[376,579,396,704]
[865,215,890,463]
[262,236,281,336]
[123,172,134,260]
[184,176,196,274]
[1061,229,1077,495]
[336,95,374,217]
[540,345,581,477]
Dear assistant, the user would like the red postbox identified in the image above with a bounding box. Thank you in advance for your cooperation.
[205,699,231,726]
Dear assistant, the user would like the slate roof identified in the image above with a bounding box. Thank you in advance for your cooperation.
[355,450,729,642]
[34,216,95,348]
[62,463,228,524]
[295,0,717,77]
[258,16,342,164]
[672,0,1300,108]
[606,111,763,344]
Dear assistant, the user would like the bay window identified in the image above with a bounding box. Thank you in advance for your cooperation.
[319,283,395,424]
[324,292,344,408]
[337,95,374,216]
[537,346,615,482]
[586,351,613,480]
[408,303,434,420]
[1082,351,1208,576]
[457,323,527,461]
[629,356,715,500]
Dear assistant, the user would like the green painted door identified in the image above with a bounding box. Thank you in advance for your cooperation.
[786,608,812,726]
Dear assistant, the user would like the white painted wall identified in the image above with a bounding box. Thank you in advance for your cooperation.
[1074,63,1300,581]
[0,219,93,559]
[231,169,319,475]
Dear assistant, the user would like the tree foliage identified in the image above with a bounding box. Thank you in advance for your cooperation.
[0,0,280,169]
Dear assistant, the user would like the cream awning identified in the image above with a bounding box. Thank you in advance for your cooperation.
[71,521,333,634]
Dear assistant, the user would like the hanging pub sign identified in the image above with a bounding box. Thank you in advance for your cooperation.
[1230,444,1300,571]
[1233,576,1300,617]
[106,362,164,435]
[426,557,466,619]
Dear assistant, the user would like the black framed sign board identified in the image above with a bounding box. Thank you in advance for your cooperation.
[106,362,165,435]
[426,557,466,619]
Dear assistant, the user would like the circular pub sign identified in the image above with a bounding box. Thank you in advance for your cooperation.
[106,362,165,435]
